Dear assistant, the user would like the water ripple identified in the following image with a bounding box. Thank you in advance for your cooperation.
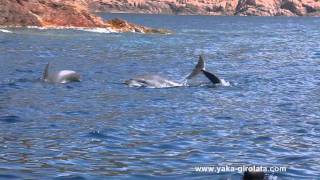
[0,15,319,179]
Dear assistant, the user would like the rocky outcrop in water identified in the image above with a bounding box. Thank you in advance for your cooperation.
[0,0,169,33]
[87,0,320,16]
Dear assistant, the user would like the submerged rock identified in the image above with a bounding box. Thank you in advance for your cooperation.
[0,0,170,33]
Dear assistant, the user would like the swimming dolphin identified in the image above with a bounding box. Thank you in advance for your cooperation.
[124,55,222,88]
[43,63,80,83]
[125,75,183,88]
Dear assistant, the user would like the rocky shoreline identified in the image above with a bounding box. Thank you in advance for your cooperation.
[88,0,320,16]
[0,0,169,33]
[1,0,319,32]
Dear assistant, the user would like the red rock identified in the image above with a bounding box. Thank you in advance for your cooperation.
[281,0,306,15]
[0,0,41,26]
[86,0,320,16]
[1,0,319,31]
[105,18,170,33]
[0,0,169,33]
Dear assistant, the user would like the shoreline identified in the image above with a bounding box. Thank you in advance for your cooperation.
[88,0,320,17]
[98,12,319,18]
[0,0,170,34]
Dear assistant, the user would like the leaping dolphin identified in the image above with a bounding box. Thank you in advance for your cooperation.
[43,63,81,83]
[124,55,223,88]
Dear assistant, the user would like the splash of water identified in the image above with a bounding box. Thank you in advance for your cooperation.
[0,29,12,33]
[25,26,117,33]
[220,79,231,87]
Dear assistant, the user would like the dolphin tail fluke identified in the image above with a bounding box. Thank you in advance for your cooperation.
[202,70,221,84]
[43,63,50,80]
[186,55,205,79]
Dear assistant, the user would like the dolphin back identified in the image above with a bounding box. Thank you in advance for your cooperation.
[186,55,205,79]
[43,63,80,83]
[55,70,81,83]
[62,71,81,83]
[125,75,182,88]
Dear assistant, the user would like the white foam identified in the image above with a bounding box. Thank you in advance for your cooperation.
[25,26,118,33]
[0,29,12,33]
[220,79,231,87]
[80,28,117,33]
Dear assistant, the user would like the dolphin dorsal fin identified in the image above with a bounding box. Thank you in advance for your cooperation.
[43,63,50,80]
[186,55,205,79]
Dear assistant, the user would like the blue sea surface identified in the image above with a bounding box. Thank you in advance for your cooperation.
[0,14,320,179]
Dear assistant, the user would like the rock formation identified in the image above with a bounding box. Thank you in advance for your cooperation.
[0,0,169,33]
[87,0,320,16]
[1,0,319,31]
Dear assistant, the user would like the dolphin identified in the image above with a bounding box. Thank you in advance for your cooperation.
[124,75,183,88]
[185,55,221,84]
[43,63,81,83]
[124,55,222,88]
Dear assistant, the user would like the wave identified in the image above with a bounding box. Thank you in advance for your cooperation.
[0,26,118,34]
[181,29,215,33]
[0,29,12,33]
[80,28,118,33]
[220,79,231,87]
[25,26,118,33]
